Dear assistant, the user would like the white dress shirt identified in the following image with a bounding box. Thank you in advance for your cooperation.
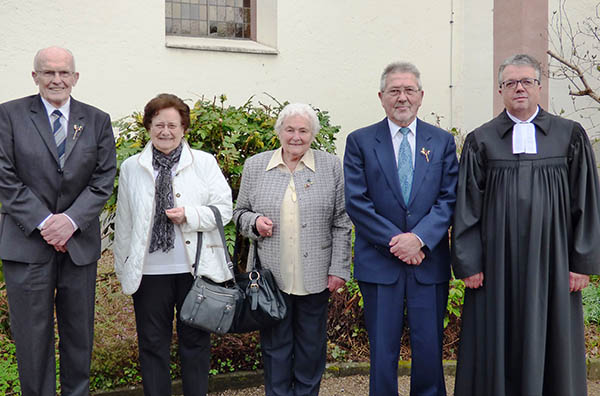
[507,106,539,154]
[388,118,417,167]
[37,96,78,231]
[387,117,424,247]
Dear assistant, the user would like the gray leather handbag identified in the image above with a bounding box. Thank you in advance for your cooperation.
[180,206,242,335]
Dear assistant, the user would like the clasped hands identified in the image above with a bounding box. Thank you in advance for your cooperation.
[389,232,424,265]
[40,214,75,252]
[462,271,589,292]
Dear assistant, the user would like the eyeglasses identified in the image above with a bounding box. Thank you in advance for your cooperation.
[152,123,182,131]
[36,70,75,79]
[500,78,540,90]
[384,87,421,97]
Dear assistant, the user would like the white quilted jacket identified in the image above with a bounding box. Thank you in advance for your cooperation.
[113,141,233,295]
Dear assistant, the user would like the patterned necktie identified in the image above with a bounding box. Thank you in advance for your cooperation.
[397,127,413,203]
[51,110,66,167]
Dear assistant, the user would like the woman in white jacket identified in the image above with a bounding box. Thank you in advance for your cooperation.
[114,93,232,396]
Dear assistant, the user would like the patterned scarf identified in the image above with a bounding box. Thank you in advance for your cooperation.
[149,143,183,253]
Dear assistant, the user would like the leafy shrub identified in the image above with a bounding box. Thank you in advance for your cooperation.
[446,277,465,328]
[0,331,19,395]
[102,94,340,244]
[583,279,600,325]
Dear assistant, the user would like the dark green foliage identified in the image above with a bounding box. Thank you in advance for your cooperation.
[583,276,600,325]
[103,94,339,241]
[0,287,19,395]
[446,277,465,328]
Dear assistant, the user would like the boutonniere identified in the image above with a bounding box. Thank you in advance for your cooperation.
[73,124,84,140]
[420,147,431,162]
[304,178,314,189]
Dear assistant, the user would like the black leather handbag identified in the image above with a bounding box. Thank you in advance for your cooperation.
[228,213,288,333]
[180,206,242,335]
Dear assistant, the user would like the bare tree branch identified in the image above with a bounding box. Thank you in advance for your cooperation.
[547,49,600,104]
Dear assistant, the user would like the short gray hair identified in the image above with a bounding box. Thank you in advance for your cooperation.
[33,46,76,71]
[380,62,422,92]
[274,103,320,137]
[498,54,541,86]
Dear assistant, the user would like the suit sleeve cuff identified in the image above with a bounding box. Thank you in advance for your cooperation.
[64,214,79,231]
[414,233,425,248]
[37,213,53,230]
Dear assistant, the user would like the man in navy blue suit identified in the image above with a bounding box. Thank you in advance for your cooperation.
[344,62,458,396]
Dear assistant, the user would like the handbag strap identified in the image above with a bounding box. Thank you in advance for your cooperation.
[233,209,263,273]
[192,205,236,283]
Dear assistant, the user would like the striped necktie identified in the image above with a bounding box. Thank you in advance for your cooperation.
[397,127,413,203]
[51,110,66,167]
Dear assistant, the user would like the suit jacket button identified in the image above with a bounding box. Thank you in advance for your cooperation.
[176,193,181,198]
[57,168,63,174]
[301,223,307,228]
[303,252,308,258]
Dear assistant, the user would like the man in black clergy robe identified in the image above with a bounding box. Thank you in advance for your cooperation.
[452,53,600,396]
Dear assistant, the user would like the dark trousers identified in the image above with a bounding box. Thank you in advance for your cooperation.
[260,289,330,396]
[359,268,448,396]
[3,254,97,396]
[133,273,210,396]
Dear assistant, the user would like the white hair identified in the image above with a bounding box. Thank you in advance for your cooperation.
[274,103,320,137]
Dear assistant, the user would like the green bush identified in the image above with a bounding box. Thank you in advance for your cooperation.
[0,331,19,395]
[583,278,600,325]
[445,277,465,328]
[102,94,340,243]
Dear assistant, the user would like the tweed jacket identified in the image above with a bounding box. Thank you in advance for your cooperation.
[233,149,352,294]
[113,141,233,295]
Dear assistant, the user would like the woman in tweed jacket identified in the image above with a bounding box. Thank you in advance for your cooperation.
[233,103,352,396]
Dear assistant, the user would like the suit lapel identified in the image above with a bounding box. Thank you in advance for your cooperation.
[373,119,406,208]
[29,95,60,164]
[408,118,432,205]
[64,98,85,163]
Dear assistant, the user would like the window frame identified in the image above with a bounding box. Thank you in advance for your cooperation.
[165,0,278,55]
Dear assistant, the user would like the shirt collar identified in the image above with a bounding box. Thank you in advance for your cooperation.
[266,147,315,172]
[388,117,417,139]
[40,96,71,122]
[506,106,539,124]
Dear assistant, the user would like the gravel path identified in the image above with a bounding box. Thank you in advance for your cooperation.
[208,376,600,396]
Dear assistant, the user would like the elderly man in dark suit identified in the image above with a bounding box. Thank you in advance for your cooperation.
[0,46,116,396]
[344,62,458,396]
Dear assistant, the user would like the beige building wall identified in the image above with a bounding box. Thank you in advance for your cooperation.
[452,0,495,135]
[0,0,484,155]
[4,1,594,153]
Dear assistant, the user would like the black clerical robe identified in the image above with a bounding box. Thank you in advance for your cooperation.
[452,109,600,396]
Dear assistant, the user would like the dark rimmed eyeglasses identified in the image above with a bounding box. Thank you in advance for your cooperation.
[499,78,540,90]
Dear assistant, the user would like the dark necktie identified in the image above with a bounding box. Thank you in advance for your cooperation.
[51,110,66,167]
[397,127,413,203]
